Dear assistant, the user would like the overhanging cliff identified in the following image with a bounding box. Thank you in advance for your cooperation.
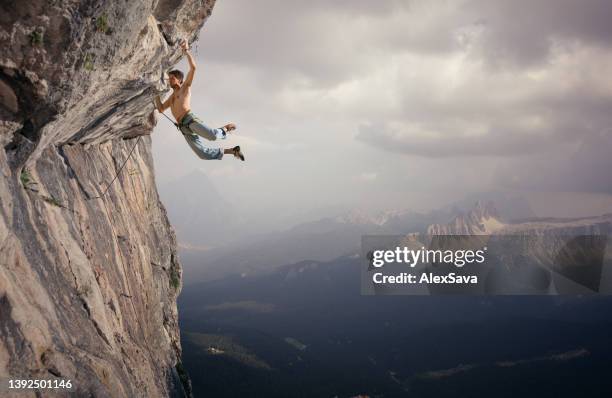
[0,1,216,396]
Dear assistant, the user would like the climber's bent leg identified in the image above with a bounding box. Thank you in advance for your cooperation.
[190,120,226,141]
[180,112,226,141]
[183,134,223,160]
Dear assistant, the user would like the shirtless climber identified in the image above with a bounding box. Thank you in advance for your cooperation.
[154,39,244,161]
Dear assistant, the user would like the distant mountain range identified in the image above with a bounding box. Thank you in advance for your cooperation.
[172,185,611,285]
[392,201,612,295]
[178,196,612,397]
[427,200,611,236]
[179,205,460,283]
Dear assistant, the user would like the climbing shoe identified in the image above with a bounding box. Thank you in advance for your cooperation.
[232,146,245,161]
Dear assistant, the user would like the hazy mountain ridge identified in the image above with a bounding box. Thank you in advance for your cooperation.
[179,194,540,283]
[180,204,462,283]
[428,200,611,236]
[427,201,503,235]
[178,197,612,396]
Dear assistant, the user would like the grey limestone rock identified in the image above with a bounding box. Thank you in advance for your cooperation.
[0,0,216,396]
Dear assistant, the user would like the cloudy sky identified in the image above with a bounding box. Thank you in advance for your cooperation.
[152,0,612,229]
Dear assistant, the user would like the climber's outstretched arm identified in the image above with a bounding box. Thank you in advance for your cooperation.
[181,39,196,87]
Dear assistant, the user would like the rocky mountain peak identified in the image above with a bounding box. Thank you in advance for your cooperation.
[427,201,504,235]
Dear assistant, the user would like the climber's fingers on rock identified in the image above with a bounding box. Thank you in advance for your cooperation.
[179,38,188,51]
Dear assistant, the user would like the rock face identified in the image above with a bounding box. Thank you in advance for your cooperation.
[0,1,215,396]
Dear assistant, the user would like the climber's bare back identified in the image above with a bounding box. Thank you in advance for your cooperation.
[170,85,191,122]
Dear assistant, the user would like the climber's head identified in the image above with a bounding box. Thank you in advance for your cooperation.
[168,69,184,89]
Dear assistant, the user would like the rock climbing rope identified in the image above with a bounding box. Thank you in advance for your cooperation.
[88,135,142,200]
[90,95,183,200]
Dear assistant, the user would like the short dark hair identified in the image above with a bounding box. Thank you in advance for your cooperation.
[168,69,184,82]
